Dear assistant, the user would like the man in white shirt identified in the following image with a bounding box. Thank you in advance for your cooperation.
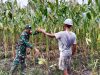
[37,19,77,75]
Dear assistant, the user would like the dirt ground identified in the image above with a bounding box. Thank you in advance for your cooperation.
[0,53,97,75]
[0,45,99,75]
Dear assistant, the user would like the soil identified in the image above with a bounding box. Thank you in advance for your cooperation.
[0,45,99,75]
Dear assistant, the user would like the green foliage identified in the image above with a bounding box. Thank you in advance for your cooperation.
[0,0,99,74]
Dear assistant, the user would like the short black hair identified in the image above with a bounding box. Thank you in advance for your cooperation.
[64,24,72,28]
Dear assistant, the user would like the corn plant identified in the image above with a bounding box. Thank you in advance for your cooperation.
[0,0,99,75]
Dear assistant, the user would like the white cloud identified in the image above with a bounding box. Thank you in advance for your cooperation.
[77,0,88,4]
[0,0,15,3]
[17,0,28,8]
[47,0,55,3]
[2,0,8,3]
[48,0,94,5]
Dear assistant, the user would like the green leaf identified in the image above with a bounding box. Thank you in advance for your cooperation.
[95,0,98,5]
[0,23,3,29]
[88,0,92,5]
[87,12,91,19]
[95,0,100,11]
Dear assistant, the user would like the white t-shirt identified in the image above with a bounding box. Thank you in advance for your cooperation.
[55,30,76,56]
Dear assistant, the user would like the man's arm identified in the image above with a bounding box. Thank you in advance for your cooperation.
[72,44,77,55]
[72,33,77,55]
[26,47,32,60]
[43,32,55,38]
[37,28,55,38]
[36,28,63,39]
[21,35,33,49]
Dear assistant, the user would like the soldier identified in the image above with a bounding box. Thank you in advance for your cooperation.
[10,25,39,75]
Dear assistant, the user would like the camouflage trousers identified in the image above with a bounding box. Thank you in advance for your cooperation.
[10,55,26,75]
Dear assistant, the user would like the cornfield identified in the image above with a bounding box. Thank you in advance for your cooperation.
[0,0,100,75]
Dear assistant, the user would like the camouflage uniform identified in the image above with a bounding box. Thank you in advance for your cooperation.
[10,31,38,75]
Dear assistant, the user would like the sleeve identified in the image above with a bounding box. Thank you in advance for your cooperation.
[21,35,33,49]
[73,34,77,44]
[54,31,62,39]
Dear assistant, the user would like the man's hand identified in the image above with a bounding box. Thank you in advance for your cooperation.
[72,44,77,56]
[26,47,31,55]
[34,48,40,57]
[36,28,55,38]
[27,55,32,60]
[26,47,32,60]
[36,28,46,33]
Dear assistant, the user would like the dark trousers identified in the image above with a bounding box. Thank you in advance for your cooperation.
[10,55,26,75]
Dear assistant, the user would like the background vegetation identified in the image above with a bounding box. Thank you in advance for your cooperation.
[0,0,100,75]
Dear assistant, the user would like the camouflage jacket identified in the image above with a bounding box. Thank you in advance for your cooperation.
[16,31,38,57]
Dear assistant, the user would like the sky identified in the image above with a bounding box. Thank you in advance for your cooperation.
[1,0,93,4]
[77,0,88,4]
[0,0,95,8]
[77,0,95,4]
